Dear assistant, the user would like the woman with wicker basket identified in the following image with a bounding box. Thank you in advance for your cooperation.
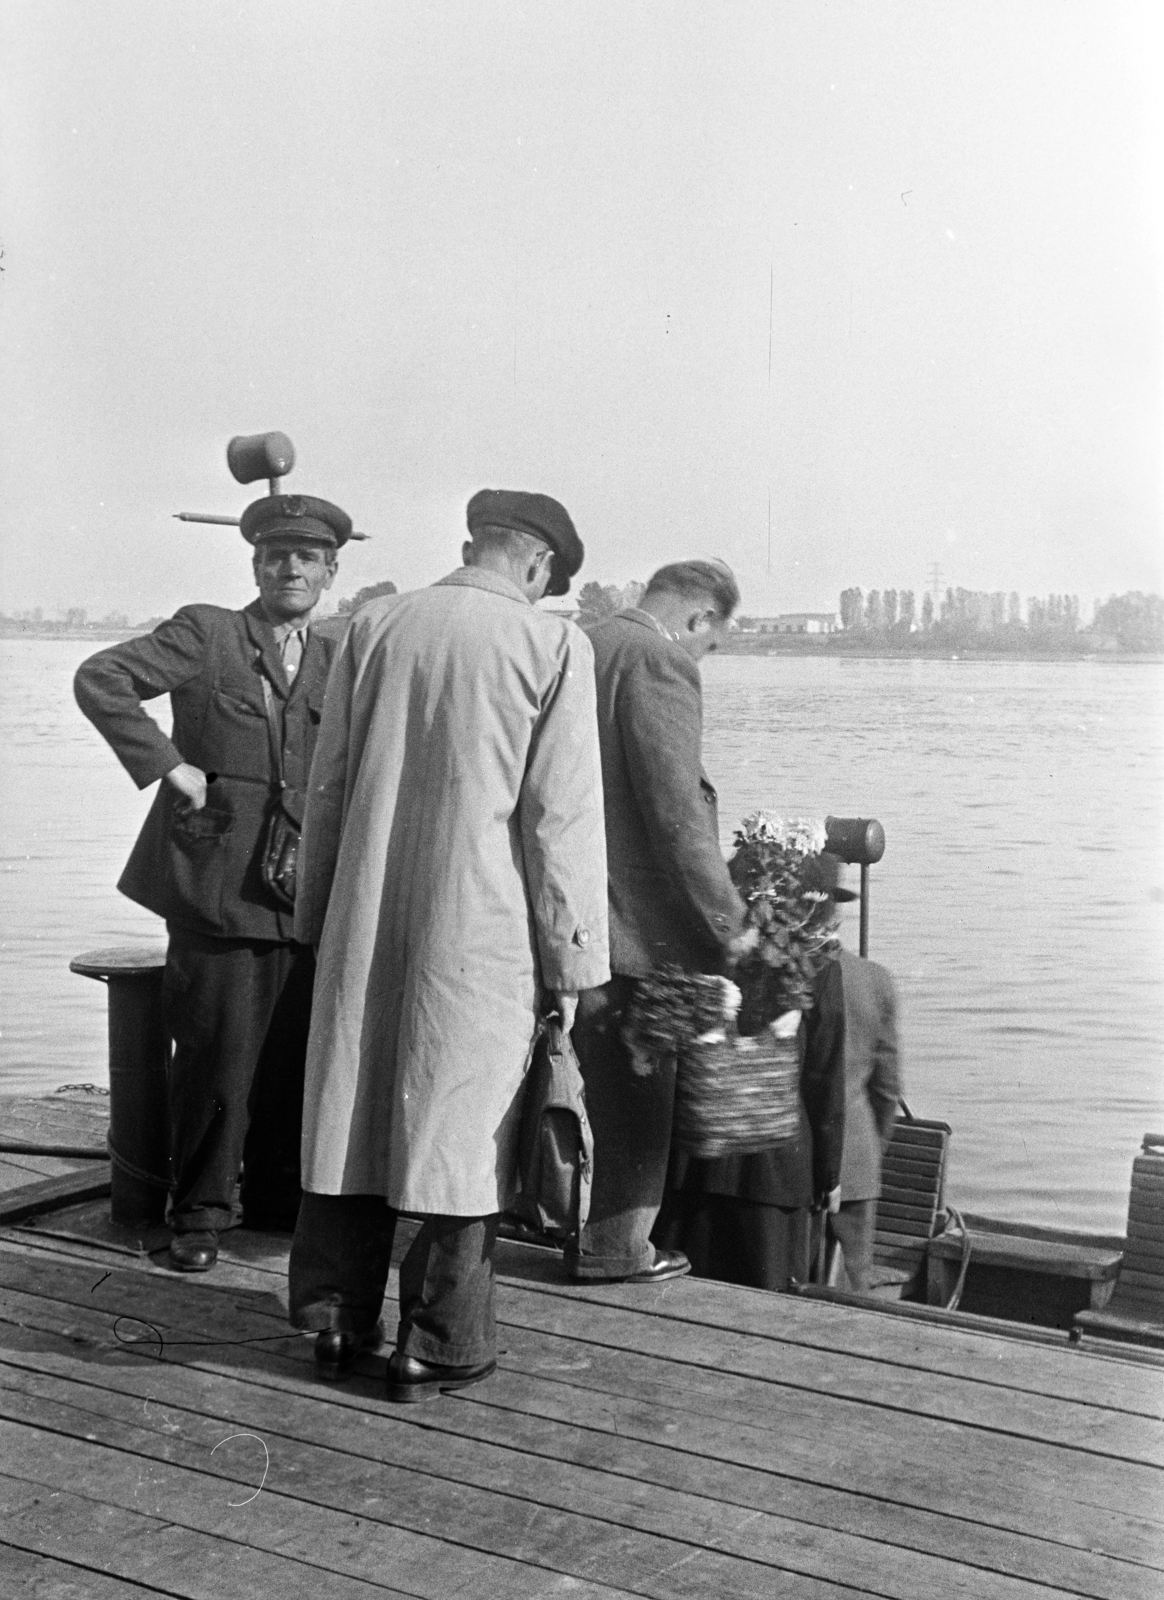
[646,818,848,1291]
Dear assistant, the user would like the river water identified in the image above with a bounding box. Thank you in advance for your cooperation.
[1,638,1161,1233]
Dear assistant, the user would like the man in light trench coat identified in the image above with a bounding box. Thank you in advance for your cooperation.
[288,489,610,1401]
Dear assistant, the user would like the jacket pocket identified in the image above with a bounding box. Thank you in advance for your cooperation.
[212,688,265,720]
[164,800,234,930]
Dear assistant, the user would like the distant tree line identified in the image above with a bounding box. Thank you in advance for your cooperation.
[5,581,1161,655]
[1091,592,1164,652]
[576,580,645,627]
[0,606,139,634]
[336,579,398,614]
[837,587,1163,652]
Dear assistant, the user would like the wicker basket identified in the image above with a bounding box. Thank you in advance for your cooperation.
[672,1026,801,1159]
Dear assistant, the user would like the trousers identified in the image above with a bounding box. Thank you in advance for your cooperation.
[828,1198,878,1292]
[565,977,675,1279]
[288,1193,499,1367]
[163,925,314,1235]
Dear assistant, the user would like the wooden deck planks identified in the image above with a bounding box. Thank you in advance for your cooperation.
[6,1239,1162,1512]
[3,1294,1154,1600]
[0,1543,175,1599]
[0,1419,652,1600]
[0,1469,444,1600]
[0,1166,113,1224]
[0,1393,902,1600]
[0,1332,1119,1600]
[14,1214,1163,1418]
[1,1226,1162,1600]
[509,1252,1164,1417]
[6,1240,1160,1529]
[496,1281,1164,1464]
[0,1095,110,1149]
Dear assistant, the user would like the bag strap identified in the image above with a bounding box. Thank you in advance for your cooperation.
[259,673,286,790]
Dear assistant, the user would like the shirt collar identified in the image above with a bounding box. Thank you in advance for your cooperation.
[623,606,678,642]
[269,618,310,646]
[435,566,532,605]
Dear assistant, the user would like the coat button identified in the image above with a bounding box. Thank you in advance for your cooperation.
[574,927,590,947]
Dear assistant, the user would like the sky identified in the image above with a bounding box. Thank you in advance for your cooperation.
[0,0,1159,620]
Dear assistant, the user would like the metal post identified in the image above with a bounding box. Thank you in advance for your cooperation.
[71,947,171,1223]
[825,817,883,960]
[859,862,870,957]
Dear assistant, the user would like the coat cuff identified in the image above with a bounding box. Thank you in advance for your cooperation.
[540,940,611,994]
[126,740,185,791]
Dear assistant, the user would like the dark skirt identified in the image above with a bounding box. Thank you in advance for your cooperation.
[653,1186,810,1292]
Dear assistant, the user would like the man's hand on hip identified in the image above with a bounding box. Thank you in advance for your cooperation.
[165,762,208,812]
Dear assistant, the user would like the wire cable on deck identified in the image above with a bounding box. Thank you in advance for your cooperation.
[111,1316,331,1359]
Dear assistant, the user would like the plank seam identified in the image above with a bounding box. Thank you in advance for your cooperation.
[0,1536,181,1598]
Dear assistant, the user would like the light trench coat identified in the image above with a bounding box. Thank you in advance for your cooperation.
[296,567,610,1215]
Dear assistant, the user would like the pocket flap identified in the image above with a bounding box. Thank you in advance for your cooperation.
[172,804,233,841]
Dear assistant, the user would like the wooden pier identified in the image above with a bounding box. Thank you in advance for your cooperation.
[1,1098,1162,1598]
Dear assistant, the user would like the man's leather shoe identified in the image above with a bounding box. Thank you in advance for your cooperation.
[313,1323,384,1383]
[168,1231,218,1273]
[621,1248,691,1284]
[385,1351,496,1403]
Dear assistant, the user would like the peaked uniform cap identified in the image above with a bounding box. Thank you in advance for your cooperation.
[466,488,583,597]
[240,494,352,549]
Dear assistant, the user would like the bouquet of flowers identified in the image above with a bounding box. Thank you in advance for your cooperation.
[620,812,839,1156]
[728,813,840,1033]
[622,813,838,1061]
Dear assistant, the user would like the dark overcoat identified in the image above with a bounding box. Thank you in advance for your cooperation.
[835,949,902,1201]
[74,600,343,941]
[585,609,745,976]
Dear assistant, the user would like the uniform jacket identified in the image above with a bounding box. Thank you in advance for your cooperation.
[296,568,611,1216]
[835,949,902,1201]
[668,956,847,1207]
[585,610,745,977]
[74,601,343,941]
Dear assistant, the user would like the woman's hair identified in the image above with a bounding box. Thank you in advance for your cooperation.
[642,560,740,620]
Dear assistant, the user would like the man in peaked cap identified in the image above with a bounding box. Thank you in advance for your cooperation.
[75,492,352,1272]
[288,488,606,1399]
[464,488,584,598]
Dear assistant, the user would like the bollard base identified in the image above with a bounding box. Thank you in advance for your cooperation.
[71,947,173,1228]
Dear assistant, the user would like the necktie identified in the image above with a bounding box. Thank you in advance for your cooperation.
[280,629,304,681]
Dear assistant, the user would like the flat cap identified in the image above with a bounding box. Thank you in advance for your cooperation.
[466,488,583,597]
[240,493,352,550]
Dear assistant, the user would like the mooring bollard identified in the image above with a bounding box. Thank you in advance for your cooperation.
[70,946,172,1224]
[824,816,886,959]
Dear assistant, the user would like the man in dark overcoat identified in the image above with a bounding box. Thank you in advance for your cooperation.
[566,559,754,1283]
[74,493,351,1271]
[828,934,902,1291]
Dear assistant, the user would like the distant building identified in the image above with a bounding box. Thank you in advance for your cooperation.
[739,612,839,635]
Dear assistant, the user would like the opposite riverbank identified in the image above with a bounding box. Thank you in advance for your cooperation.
[5,618,1160,664]
[720,633,1162,662]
